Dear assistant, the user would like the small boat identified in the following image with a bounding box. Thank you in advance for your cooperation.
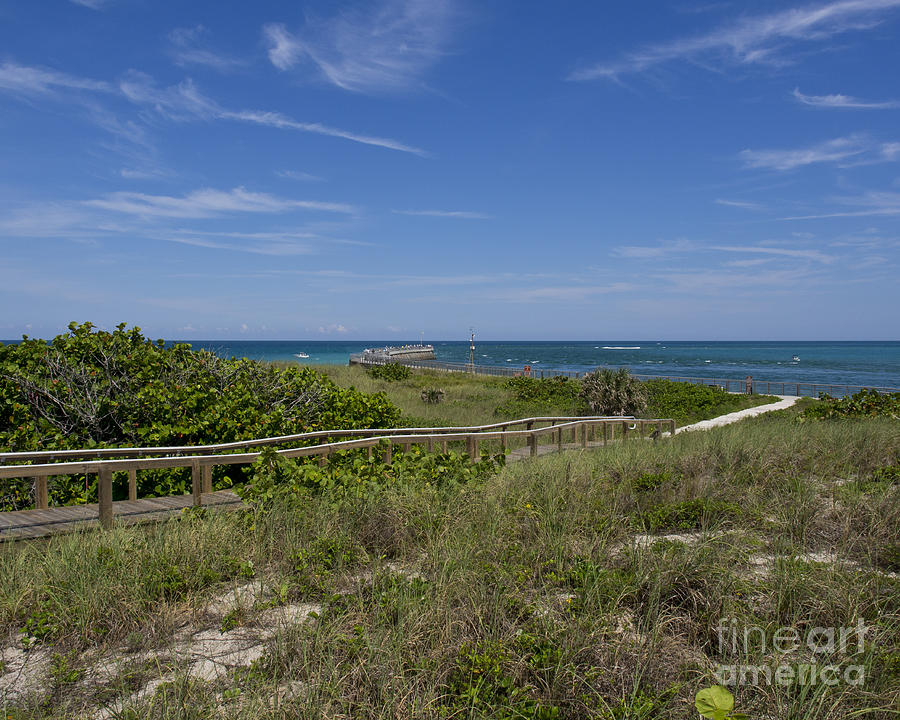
[294,352,310,359]
[792,355,800,362]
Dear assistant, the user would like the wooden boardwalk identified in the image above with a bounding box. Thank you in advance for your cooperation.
[0,490,242,541]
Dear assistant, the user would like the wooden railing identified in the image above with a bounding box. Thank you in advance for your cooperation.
[0,416,674,529]
[348,354,900,398]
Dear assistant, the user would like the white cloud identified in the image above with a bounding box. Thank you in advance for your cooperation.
[70,0,111,8]
[223,110,428,155]
[84,187,357,219]
[263,24,304,71]
[715,198,765,210]
[792,87,900,108]
[263,0,459,93]
[784,190,900,218]
[612,239,693,258]
[277,170,324,182]
[3,62,428,156]
[570,0,900,81]
[318,323,349,334]
[392,209,491,219]
[709,245,836,263]
[0,62,110,94]
[740,135,869,170]
[168,26,244,71]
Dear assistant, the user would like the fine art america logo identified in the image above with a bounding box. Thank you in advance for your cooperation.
[713,618,869,687]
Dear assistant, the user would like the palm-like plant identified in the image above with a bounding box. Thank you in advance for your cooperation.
[579,367,647,416]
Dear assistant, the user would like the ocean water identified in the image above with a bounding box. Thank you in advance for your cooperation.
[181,340,900,390]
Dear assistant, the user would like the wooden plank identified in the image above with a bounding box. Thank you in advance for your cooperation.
[98,468,113,529]
[34,476,49,510]
[191,460,202,507]
[201,464,212,494]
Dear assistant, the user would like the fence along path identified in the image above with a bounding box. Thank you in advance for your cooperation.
[0,415,673,541]
[349,354,900,399]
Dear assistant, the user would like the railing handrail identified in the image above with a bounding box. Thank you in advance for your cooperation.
[0,418,670,480]
[0,416,675,531]
[0,416,632,463]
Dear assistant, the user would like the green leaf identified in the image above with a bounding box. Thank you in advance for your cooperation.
[695,686,734,720]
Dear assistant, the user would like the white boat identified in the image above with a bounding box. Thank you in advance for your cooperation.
[792,355,800,362]
[294,352,310,359]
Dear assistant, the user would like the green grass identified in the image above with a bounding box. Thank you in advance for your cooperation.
[1,415,898,718]
[314,365,779,428]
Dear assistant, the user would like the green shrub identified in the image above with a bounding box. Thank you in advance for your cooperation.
[237,445,503,507]
[801,389,900,420]
[579,367,647,416]
[635,498,742,532]
[495,375,583,417]
[0,323,400,509]
[366,363,411,382]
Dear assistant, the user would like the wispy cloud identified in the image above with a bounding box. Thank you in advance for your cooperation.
[709,244,836,263]
[612,239,693,258]
[223,110,429,155]
[792,87,900,108]
[263,24,304,71]
[84,187,357,219]
[263,0,459,93]
[167,26,245,71]
[784,190,900,218]
[276,170,324,182]
[70,0,112,8]
[715,198,765,210]
[570,0,900,81]
[1,61,427,156]
[740,134,869,170]
[391,209,491,219]
[0,62,110,94]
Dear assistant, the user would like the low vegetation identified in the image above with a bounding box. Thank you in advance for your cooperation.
[0,324,399,510]
[801,388,900,420]
[320,364,777,427]
[0,411,897,718]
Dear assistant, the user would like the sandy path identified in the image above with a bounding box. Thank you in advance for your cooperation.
[674,395,800,434]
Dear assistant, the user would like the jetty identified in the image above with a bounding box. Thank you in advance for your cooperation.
[351,344,436,364]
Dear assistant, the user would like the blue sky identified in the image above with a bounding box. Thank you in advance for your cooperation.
[1,0,899,341]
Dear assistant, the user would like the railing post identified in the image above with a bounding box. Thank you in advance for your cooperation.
[580,424,587,448]
[128,468,138,501]
[33,476,48,510]
[426,437,434,452]
[529,433,537,457]
[622,421,628,442]
[467,436,479,462]
[500,432,507,453]
[383,444,393,465]
[557,427,563,452]
[201,464,212,494]
[670,420,676,436]
[191,460,202,506]
[603,422,609,446]
[98,466,113,529]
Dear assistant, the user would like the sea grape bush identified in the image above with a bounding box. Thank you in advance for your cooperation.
[0,322,400,509]
[238,445,503,507]
[802,389,900,420]
[494,375,583,418]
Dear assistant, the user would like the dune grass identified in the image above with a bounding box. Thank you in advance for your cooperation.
[313,364,778,428]
[1,414,898,718]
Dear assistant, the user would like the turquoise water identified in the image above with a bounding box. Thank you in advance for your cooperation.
[182,340,900,389]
